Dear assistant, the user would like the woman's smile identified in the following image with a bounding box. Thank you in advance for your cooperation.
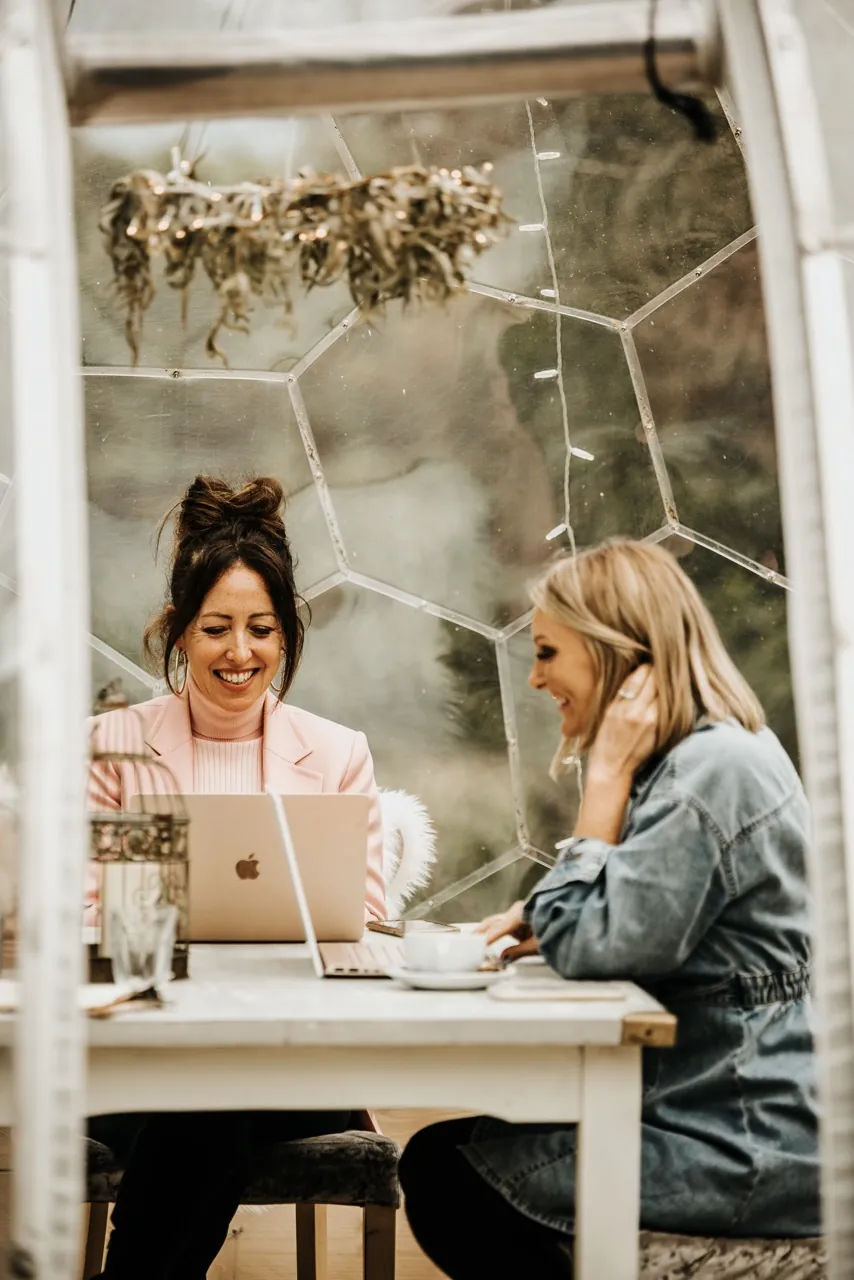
[214,668,260,688]
[528,608,598,741]
[181,563,283,711]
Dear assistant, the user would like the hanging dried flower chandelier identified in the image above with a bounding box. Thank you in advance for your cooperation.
[99,148,513,366]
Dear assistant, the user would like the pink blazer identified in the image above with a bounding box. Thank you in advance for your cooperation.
[88,691,387,923]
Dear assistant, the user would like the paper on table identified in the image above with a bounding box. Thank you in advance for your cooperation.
[0,979,136,1014]
[489,978,629,1002]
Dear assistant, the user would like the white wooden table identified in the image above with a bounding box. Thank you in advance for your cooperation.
[0,945,675,1280]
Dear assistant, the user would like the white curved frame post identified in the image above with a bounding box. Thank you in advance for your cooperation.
[3,0,851,1273]
[3,0,89,1276]
[720,2,854,1274]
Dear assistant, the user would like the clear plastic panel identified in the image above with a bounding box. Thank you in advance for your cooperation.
[289,581,517,911]
[795,0,854,233]
[75,90,774,918]
[76,91,754,373]
[85,373,338,667]
[337,102,550,295]
[636,239,785,576]
[661,534,796,765]
[75,119,354,371]
[298,293,662,627]
[419,852,543,926]
[68,0,552,34]
[90,644,161,715]
[528,94,752,318]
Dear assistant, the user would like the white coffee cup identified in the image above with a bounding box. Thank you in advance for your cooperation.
[403,927,487,973]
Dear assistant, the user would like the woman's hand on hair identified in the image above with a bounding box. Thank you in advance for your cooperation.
[588,665,658,785]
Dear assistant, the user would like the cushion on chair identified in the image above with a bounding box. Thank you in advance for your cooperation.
[85,1130,401,1209]
[639,1231,826,1279]
[247,1131,401,1207]
[85,1138,122,1203]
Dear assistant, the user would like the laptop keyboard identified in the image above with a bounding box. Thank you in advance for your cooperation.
[318,938,404,978]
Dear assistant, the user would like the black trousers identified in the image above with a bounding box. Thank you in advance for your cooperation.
[398,1118,572,1279]
[88,1109,354,1280]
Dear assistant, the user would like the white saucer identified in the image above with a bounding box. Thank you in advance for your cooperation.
[388,966,503,992]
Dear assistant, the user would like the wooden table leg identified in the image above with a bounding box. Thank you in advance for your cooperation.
[574,1046,642,1280]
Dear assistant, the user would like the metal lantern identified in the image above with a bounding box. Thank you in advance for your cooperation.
[88,741,190,983]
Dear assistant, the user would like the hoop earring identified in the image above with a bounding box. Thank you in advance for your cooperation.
[174,650,188,695]
[271,652,286,696]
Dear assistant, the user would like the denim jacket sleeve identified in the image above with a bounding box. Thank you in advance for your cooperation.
[526,773,729,980]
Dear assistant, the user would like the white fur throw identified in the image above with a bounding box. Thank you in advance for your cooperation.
[379,789,437,917]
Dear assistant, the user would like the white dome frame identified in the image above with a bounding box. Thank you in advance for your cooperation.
[2,1,853,1275]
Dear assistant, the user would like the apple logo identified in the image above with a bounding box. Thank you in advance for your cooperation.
[235,854,260,881]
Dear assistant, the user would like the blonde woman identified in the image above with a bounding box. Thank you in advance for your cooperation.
[399,539,819,1278]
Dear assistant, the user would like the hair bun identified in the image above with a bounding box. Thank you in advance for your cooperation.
[176,475,286,544]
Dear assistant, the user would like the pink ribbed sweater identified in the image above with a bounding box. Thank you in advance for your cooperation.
[187,677,265,793]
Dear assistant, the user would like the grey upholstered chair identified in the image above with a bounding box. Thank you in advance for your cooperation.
[82,1129,401,1280]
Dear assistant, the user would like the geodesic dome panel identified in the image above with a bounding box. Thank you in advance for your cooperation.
[68,66,795,916]
[289,583,523,919]
[75,118,354,372]
[85,373,338,668]
[794,0,854,233]
[635,237,785,576]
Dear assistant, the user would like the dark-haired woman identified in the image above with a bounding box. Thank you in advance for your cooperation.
[86,476,386,1280]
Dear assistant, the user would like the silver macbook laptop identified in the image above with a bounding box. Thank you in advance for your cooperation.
[265,789,403,979]
[138,793,370,944]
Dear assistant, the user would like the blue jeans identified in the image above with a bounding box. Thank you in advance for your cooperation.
[399,1117,571,1279]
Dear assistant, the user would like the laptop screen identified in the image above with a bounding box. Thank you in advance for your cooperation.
[266,787,324,978]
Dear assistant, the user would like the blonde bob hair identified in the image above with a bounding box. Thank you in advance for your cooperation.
[531,539,765,774]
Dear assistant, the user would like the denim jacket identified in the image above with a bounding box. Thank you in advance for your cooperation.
[464,720,821,1238]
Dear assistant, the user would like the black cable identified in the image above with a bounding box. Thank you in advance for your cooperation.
[644,0,717,143]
